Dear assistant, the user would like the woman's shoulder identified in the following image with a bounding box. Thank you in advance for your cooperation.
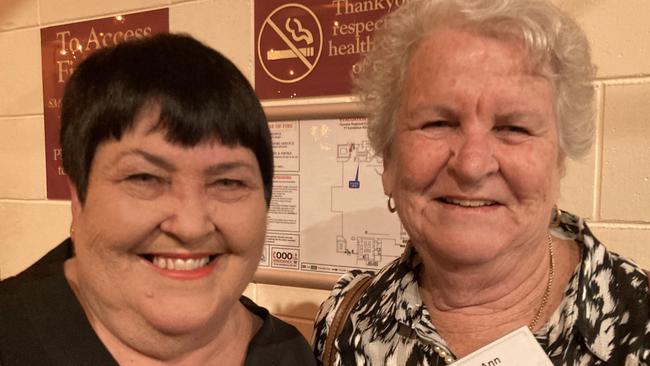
[311,254,412,361]
[310,270,374,364]
[0,245,117,365]
[312,265,393,329]
[0,239,72,290]
[315,249,413,315]
[558,210,648,277]
[571,212,648,280]
[324,269,377,306]
[241,296,316,366]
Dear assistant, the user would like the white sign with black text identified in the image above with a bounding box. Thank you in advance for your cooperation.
[451,327,553,366]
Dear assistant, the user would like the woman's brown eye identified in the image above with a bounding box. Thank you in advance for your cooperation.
[213,179,245,189]
[496,125,529,134]
[423,120,454,129]
[127,174,161,184]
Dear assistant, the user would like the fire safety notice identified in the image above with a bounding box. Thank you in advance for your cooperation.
[261,119,408,274]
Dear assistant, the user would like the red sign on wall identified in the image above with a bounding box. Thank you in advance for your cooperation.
[41,9,169,199]
[254,0,405,100]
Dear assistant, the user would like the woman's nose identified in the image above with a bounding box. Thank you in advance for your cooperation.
[447,133,499,185]
[160,191,215,245]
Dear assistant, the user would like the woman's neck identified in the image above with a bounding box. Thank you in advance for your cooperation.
[417,235,580,358]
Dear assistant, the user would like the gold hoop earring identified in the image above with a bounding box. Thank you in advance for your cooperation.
[387,195,396,213]
[550,206,561,228]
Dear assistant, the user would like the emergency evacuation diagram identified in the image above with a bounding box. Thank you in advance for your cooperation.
[332,139,406,267]
[266,118,408,274]
[291,118,407,274]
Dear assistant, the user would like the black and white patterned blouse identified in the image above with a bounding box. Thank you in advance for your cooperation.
[312,211,650,365]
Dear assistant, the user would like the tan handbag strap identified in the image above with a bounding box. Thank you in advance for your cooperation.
[322,275,374,366]
[643,269,650,317]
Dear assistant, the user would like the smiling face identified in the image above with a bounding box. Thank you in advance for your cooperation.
[383,28,561,266]
[66,105,268,344]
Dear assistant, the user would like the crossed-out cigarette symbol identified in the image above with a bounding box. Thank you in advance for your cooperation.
[267,18,315,61]
[258,3,323,83]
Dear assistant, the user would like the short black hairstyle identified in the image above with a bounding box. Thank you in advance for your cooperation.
[60,33,273,205]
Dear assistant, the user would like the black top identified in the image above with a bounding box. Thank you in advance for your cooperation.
[0,239,316,366]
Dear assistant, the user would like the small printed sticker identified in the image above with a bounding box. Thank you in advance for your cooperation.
[270,247,299,269]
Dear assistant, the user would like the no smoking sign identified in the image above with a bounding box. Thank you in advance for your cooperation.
[257,3,323,84]
[254,0,396,99]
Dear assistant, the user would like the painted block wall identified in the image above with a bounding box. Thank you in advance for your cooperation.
[0,0,649,341]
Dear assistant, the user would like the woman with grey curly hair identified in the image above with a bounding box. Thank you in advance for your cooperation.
[313,0,650,365]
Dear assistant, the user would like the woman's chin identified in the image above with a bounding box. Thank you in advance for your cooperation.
[139,300,228,335]
[417,234,511,266]
[147,310,218,335]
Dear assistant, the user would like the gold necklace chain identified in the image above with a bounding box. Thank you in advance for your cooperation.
[434,233,555,364]
[528,233,555,331]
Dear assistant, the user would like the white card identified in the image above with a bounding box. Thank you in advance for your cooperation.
[451,326,553,366]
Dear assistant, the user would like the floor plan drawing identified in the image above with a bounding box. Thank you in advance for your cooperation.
[265,118,407,274]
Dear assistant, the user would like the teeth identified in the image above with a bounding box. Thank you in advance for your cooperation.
[154,257,167,269]
[444,198,495,207]
[175,258,186,270]
[152,256,211,271]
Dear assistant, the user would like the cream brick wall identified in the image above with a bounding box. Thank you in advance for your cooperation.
[0,0,648,342]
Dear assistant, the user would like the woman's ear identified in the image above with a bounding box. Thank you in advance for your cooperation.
[66,178,82,241]
[381,154,395,196]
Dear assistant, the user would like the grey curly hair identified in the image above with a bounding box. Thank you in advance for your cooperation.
[357,0,595,160]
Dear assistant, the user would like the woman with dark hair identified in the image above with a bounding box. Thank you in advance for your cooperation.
[0,33,315,366]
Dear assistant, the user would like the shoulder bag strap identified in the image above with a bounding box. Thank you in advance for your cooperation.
[322,275,374,366]
[643,269,650,316]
